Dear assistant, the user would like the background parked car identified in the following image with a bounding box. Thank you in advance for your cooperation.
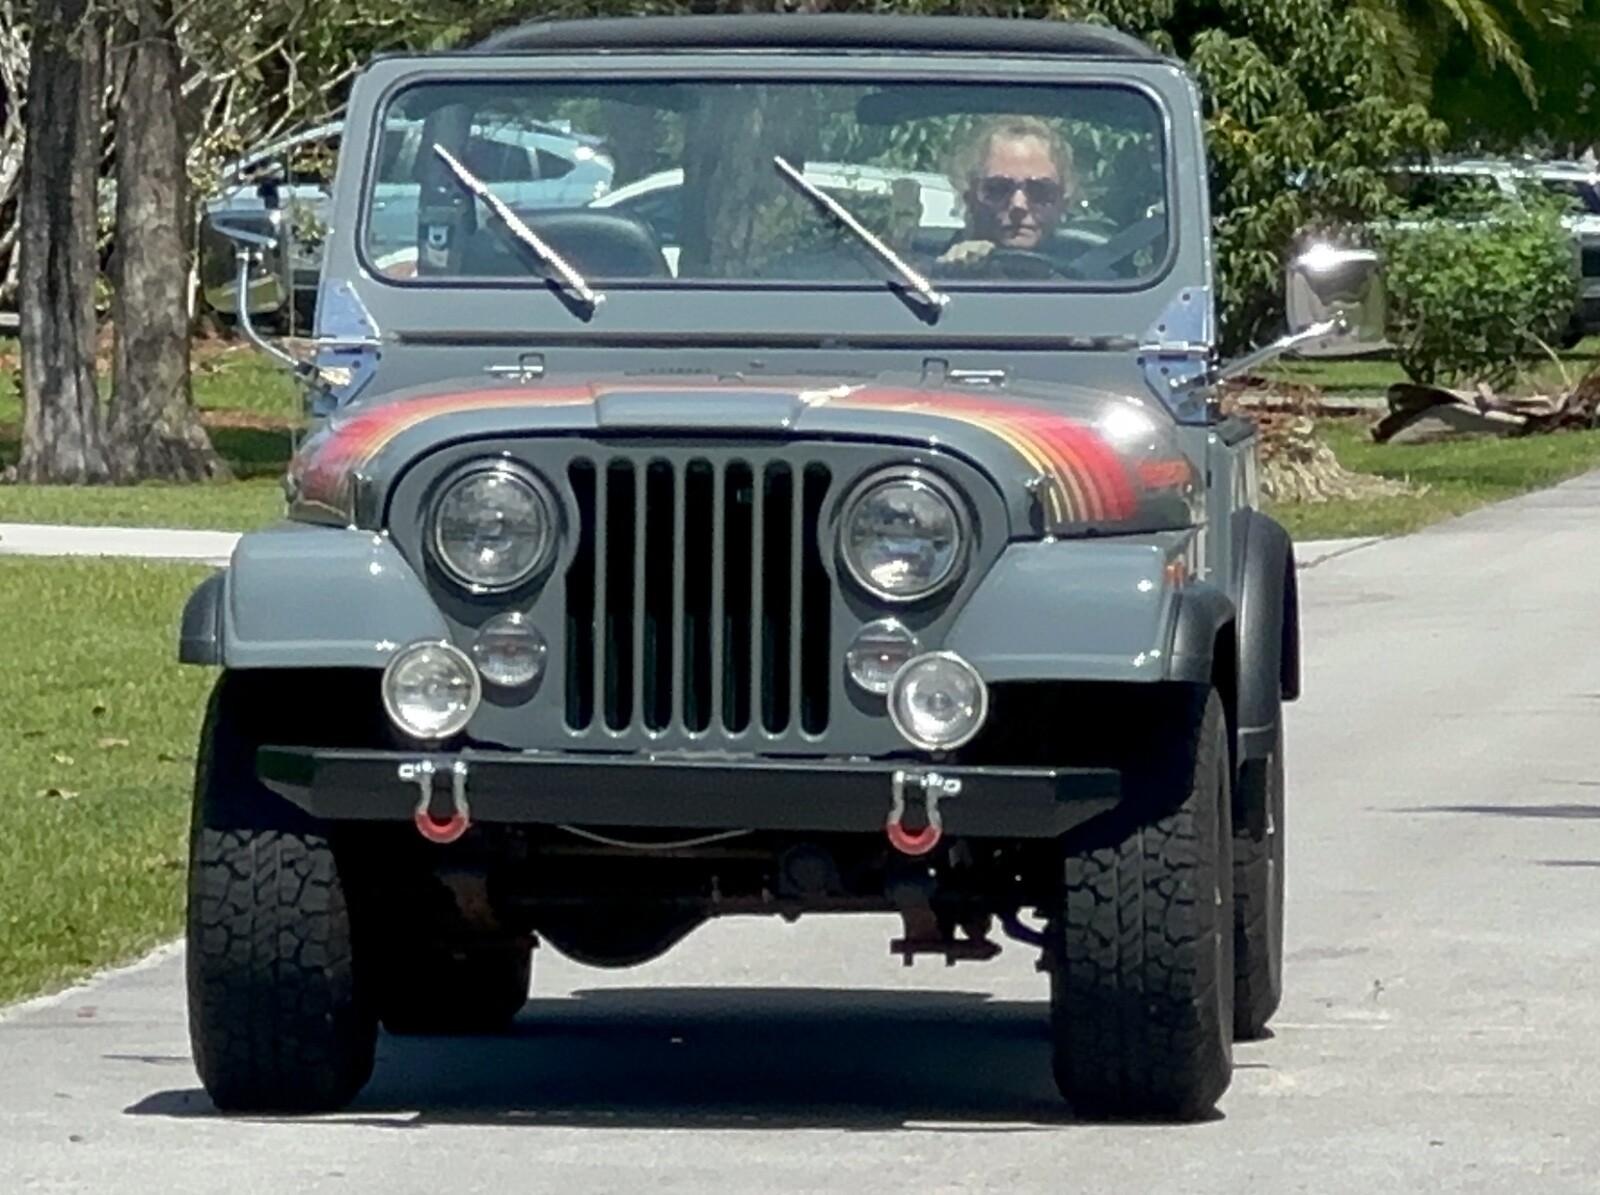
[1378,156,1600,342]
[199,116,615,322]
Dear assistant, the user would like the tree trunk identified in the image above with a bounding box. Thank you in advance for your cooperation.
[107,0,229,482]
[17,0,110,483]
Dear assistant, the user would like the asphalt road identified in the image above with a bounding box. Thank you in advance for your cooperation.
[6,478,1600,1194]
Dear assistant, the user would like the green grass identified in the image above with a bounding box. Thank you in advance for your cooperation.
[0,336,297,528]
[1267,418,1600,539]
[1257,337,1600,396]
[0,558,215,1006]
[0,478,285,530]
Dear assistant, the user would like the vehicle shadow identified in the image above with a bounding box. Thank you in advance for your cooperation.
[124,986,1221,1129]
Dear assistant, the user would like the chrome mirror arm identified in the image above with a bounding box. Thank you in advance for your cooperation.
[233,249,314,379]
[1169,314,1349,395]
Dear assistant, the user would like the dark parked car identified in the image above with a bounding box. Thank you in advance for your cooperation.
[182,14,1383,1121]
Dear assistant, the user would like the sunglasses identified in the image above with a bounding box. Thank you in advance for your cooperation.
[976,175,1065,208]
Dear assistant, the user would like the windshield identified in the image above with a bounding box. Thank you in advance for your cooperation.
[362,78,1171,289]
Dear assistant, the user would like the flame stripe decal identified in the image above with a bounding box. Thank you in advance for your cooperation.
[290,384,1138,527]
[817,387,1138,526]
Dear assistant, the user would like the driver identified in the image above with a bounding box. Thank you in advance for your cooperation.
[935,115,1077,276]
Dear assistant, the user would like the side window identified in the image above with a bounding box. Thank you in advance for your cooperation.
[461,135,535,182]
[535,148,576,180]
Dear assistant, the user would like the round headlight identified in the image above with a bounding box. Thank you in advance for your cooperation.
[431,463,556,592]
[383,641,481,741]
[845,619,920,695]
[841,473,964,602]
[888,652,988,751]
[471,612,549,690]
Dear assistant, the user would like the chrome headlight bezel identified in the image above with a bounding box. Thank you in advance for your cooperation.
[427,459,560,595]
[837,467,969,604]
[381,639,482,742]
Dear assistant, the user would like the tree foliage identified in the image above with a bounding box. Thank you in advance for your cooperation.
[1377,188,1578,388]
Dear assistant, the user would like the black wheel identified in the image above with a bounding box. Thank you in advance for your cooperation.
[185,674,378,1113]
[380,944,532,1036]
[1046,685,1234,1121]
[1232,725,1285,1040]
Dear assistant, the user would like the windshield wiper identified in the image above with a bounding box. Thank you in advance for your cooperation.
[772,155,949,320]
[431,143,605,315]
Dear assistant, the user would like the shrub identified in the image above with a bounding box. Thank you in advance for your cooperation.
[1375,189,1578,390]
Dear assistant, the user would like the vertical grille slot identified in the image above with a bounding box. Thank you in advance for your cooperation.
[564,450,832,740]
[564,460,597,730]
[760,463,793,734]
[722,462,754,733]
[683,461,716,733]
[603,460,637,731]
[642,461,676,731]
[800,464,832,734]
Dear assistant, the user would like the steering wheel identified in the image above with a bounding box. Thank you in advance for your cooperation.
[984,247,1078,281]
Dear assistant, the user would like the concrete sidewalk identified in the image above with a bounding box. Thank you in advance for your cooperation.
[0,522,238,567]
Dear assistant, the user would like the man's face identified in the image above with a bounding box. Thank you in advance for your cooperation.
[967,135,1065,250]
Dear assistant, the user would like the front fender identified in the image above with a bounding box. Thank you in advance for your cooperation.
[947,533,1228,684]
[177,525,449,669]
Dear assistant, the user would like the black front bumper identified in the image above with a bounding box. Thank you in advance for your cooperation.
[257,747,1120,839]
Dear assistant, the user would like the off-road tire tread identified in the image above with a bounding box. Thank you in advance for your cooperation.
[186,676,377,1113]
[1049,686,1233,1120]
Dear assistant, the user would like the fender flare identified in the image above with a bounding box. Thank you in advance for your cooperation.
[1234,509,1300,763]
[180,570,226,666]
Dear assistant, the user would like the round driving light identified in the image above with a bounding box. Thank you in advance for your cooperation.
[841,473,964,602]
[382,641,481,740]
[845,619,920,695]
[471,613,549,689]
[888,651,988,751]
[431,463,556,592]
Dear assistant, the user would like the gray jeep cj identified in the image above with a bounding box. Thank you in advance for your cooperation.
[182,14,1384,1121]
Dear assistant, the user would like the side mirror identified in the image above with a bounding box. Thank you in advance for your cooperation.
[197,213,308,377]
[198,210,291,318]
[1284,241,1388,357]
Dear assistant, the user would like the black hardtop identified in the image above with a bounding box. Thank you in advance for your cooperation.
[471,14,1160,61]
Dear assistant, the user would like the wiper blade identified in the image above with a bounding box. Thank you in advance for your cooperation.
[772,156,949,319]
[431,143,605,314]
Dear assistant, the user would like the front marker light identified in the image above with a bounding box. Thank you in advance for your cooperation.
[383,641,481,740]
[471,613,549,689]
[845,619,920,695]
[888,651,988,751]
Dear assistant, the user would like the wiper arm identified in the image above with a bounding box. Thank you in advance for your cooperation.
[431,143,605,314]
[772,156,949,319]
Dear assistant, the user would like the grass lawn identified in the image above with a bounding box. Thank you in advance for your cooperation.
[0,336,297,529]
[1257,336,1600,396]
[1266,419,1600,539]
[0,558,215,1006]
[0,478,284,530]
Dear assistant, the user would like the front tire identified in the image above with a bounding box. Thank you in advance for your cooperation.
[185,674,378,1113]
[1046,686,1234,1121]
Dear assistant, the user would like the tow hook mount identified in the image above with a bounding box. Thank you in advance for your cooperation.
[886,768,961,856]
[402,759,472,844]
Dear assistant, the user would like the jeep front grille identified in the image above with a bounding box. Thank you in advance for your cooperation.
[1583,246,1600,278]
[564,454,833,739]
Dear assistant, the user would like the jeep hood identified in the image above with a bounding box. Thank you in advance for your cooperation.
[286,375,1202,537]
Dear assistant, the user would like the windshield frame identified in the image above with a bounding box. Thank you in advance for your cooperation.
[350,61,1181,298]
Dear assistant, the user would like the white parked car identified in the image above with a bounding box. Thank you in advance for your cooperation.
[1381,157,1600,341]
